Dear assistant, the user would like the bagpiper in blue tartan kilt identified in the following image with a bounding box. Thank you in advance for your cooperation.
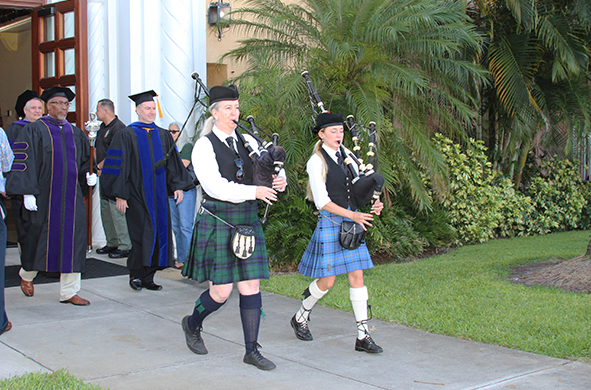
[299,209,373,278]
[183,198,269,285]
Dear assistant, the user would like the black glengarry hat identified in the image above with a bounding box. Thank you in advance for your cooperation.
[313,112,344,134]
[128,90,158,107]
[40,86,75,102]
[209,85,239,105]
[15,90,40,118]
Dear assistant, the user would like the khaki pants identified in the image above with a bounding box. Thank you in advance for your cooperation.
[100,197,131,250]
[19,268,81,301]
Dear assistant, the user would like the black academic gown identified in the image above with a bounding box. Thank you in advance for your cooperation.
[100,123,191,271]
[5,120,29,243]
[5,116,90,273]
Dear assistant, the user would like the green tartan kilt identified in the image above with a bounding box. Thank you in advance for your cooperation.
[183,199,269,285]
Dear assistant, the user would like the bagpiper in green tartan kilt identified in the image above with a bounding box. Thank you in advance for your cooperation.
[182,198,269,285]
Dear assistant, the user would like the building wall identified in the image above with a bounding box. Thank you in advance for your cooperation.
[205,0,301,85]
[0,28,32,128]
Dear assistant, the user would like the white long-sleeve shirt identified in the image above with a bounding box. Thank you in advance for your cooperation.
[192,124,285,203]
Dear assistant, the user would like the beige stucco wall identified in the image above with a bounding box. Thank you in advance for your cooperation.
[205,0,247,86]
[205,0,297,85]
[0,28,32,128]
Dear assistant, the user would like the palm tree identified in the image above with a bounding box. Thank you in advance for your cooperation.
[469,0,591,186]
[222,0,488,209]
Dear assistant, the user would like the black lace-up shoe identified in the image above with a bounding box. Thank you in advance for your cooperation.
[243,346,276,370]
[141,281,162,291]
[129,278,142,291]
[182,316,207,355]
[355,334,383,353]
[290,314,313,341]
[96,245,117,254]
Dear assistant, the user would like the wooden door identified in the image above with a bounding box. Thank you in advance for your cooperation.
[32,0,88,127]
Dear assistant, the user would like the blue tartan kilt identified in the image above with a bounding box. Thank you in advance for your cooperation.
[298,210,373,278]
[182,199,269,285]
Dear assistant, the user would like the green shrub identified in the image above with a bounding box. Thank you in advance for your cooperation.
[491,176,536,237]
[409,206,456,248]
[364,205,427,261]
[434,134,503,244]
[523,157,585,234]
[431,135,567,245]
[263,193,318,269]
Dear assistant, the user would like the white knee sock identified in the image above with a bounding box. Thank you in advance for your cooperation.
[295,279,328,323]
[350,286,369,339]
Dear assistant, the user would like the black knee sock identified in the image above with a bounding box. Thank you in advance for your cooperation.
[239,292,262,355]
[187,289,225,331]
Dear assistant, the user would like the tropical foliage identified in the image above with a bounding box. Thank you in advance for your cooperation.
[207,0,591,263]
[225,0,488,208]
[431,135,585,245]
[468,0,591,185]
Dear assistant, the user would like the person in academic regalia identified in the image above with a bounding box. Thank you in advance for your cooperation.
[5,86,97,306]
[5,90,43,246]
[180,85,287,371]
[100,90,192,292]
[5,90,43,140]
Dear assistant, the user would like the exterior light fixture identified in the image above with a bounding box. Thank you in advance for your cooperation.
[208,0,231,41]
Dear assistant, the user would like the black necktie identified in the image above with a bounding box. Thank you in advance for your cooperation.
[336,151,347,173]
[226,136,237,155]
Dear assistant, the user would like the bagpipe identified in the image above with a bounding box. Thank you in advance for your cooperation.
[302,71,384,208]
[192,73,286,223]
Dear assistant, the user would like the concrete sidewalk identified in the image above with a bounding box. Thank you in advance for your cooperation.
[1,248,590,389]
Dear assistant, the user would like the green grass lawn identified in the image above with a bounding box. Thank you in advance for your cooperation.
[0,369,102,390]
[261,230,591,361]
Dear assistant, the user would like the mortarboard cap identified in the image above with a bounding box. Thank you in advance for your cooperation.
[209,85,239,105]
[15,90,40,118]
[313,112,344,134]
[128,90,158,107]
[40,86,75,103]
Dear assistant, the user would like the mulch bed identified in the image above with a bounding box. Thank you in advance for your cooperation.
[509,255,591,294]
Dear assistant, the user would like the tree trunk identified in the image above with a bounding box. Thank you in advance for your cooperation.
[585,239,591,257]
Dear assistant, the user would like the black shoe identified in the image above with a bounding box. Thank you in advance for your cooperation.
[290,314,313,341]
[96,245,117,254]
[355,335,383,353]
[109,249,130,258]
[142,281,162,291]
[129,278,142,291]
[181,315,207,355]
[243,345,276,370]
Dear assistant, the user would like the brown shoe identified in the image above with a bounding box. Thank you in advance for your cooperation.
[1,321,11,335]
[20,279,34,297]
[60,295,91,306]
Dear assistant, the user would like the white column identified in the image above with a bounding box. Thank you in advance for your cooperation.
[87,0,107,248]
[160,0,197,145]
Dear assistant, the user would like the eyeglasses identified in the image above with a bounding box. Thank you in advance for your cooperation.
[48,101,70,107]
[234,158,244,181]
[169,130,179,133]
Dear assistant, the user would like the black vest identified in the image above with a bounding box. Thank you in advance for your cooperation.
[320,148,357,211]
[204,131,254,200]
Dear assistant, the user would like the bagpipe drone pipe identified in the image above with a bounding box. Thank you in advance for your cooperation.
[192,72,286,223]
[302,71,384,208]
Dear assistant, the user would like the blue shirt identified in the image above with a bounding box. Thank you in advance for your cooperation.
[0,128,14,194]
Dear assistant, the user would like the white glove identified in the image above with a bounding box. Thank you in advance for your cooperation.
[24,195,37,211]
[86,172,97,186]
